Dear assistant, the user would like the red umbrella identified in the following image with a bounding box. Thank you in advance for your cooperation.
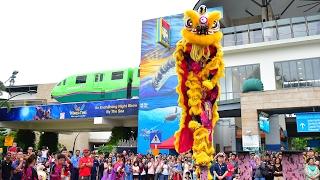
[150,136,175,149]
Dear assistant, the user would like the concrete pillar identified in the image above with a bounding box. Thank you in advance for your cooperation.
[265,115,281,151]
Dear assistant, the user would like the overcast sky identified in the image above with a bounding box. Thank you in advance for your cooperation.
[0,0,195,85]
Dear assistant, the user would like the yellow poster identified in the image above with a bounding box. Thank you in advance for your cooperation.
[0,148,3,153]
[4,136,14,147]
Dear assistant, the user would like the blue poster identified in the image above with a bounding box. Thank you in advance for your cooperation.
[296,112,320,132]
[0,99,138,121]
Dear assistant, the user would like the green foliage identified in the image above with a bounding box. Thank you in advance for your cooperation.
[38,132,58,153]
[15,130,35,151]
[292,137,308,151]
[97,144,115,154]
[107,127,134,145]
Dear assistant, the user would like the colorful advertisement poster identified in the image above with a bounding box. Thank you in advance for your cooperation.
[157,18,170,48]
[0,99,138,121]
[138,7,223,154]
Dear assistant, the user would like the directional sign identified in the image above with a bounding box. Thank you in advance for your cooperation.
[296,113,320,132]
[150,132,161,144]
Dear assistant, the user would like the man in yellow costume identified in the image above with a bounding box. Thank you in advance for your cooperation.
[174,5,224,180]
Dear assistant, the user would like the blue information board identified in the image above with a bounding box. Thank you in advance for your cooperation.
[296,112,320,132]
[0,99,138,121]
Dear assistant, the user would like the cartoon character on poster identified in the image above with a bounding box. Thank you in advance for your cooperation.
[174,5,224,180]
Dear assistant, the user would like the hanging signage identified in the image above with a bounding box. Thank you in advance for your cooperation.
[0,99,139,121]
[296,112,320,132]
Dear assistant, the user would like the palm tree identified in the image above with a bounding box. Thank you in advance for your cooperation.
[0,81,11,110]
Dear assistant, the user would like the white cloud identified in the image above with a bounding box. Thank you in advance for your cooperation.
[0,0,195,85]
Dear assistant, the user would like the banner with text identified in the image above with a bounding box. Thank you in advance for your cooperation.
[0,99,138,121]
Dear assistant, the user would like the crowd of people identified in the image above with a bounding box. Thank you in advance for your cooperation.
[0,142,319,180]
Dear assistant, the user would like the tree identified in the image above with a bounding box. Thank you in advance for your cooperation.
[292,137,308,151]
[15,130,35,151]
[38,132,58,153]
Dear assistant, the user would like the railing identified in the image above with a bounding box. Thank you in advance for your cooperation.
[218,92,241,104]
[222,15,320,47]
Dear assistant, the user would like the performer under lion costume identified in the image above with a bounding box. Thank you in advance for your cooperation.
[174,5,224,180]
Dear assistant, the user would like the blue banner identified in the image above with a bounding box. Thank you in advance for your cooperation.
[296,112,320,132]
[0,99,138,121]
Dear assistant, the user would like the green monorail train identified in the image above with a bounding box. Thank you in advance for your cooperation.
[51,68,139,103]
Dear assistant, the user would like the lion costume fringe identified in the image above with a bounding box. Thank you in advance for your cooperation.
[173,5,224,180]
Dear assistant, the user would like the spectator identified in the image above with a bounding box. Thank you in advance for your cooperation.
[37,164,47,180]
[91,155,99,180]
[111,154,125,179]
[273,158,283,180]
[225,158,235,180]
[27,147,34,156]
[2,153,13,180]
[61,148,72,179]
[124,158,133,180]
[139,158,147,180]
[50,154,66,180]
[70,150,80,180]
[305,158,320,180]
[22,154,38,180]
[162,160,169,180]
[41,146,49,162]
[12,151,24,180]
[229,153,238,176]
[79,149,93,180]
[154,155,163,180]
[252,156,267,180]
[147,157,155,180]
[98,154,105,180]
[132,161,140,180]
[8,142,18,153]
[211,153,228,180]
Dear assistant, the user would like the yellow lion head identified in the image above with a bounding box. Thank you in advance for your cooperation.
[182,5,222,46]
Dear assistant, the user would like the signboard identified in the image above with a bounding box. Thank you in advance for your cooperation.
[259,115,270,133]
[150,132,161,144]
[296,112,320,132]
[157,18,170,48]
[242,135,260,152]
[0,99,138,121]
[4,136,14,146]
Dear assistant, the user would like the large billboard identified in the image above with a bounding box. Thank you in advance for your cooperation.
[138,7,223,154]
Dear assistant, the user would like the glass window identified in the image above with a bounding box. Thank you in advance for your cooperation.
[307,15,320,35]
[274,58,320,89]
[138,69,140,77]
[277,18,292,40]
[235,25,249,45]
[219,77,226,101]
[225,67,233,100]
[249,23,263,43]
[222,27,236,47]
[263,21,277,41]
[111,71,124,80]
[274,62,283,89]
[292,17,307,38]
[62,79,66,86]
[95,73,104,82]
[76,75,87,84]
[312,59,320,87]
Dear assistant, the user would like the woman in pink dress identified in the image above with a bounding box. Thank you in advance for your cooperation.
[110,154,125,180]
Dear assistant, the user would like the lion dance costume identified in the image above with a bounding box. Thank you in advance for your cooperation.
[174,5,224,180]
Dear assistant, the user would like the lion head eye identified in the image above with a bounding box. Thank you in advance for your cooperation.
[185,19,193,28]
[212,21,220,31]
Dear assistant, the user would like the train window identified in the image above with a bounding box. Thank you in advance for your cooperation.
[76,75,87,84]
[62,79,66,85]
[95,73,104,82]
[138,69,140,77]
[111,71,123,80]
